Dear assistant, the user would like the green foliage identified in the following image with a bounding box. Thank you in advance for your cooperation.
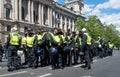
[75,15,120,46]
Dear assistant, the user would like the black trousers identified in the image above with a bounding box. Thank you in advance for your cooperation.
[7,45,21,69]
[26,47,36,67]
[84,45,91,68]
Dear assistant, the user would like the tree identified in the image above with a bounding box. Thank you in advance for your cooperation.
[75,15,120,46]
[75,19,85,31]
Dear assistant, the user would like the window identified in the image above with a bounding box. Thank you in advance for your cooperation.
[7,25,11,31]
[62,24,64,31]
[22,6,25,20]
[24,27,28,32]
[33,2,39,23]
[6,8,10,19]
[34,10,38,23]
[44,6,48,25]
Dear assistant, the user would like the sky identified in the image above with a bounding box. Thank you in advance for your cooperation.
[55,0,120,31]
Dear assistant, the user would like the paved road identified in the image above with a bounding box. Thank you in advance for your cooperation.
[0,50,120,77]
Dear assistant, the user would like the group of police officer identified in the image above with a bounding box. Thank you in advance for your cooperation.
[4,26,114,71]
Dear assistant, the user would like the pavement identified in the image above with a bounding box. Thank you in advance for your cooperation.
[0,50,120,77]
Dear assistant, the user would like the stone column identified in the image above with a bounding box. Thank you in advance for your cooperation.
[27,0,31,22]
[60,15,62,29]
[0,0,2,18]
[2,0,5,19]
[19,0,22,21]
[0,0,4,18]
[14,0,18,20]
[48,7,50,26]
[52,10,55,28]
[12,0,15,20]
[31,1,34,23]
[68,18,71,29]
[41,4,44,25]
[50,8,53,27]
[55,12,58,28]
[64,16,67,31]
[72,20,75,31]
[38,3,41,24]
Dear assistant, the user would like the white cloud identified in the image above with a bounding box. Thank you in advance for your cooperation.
[96,0,120,10]
[54,0,58,2]
[84,0,120,31]
[84,4,94,13]
[100,13,120,25]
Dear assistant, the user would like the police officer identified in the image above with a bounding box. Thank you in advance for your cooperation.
[108,41,114,56]
[78,31,84,63]
[6,27,21,71]
[58,29,66,68]
[81,28,92,70]
[96,38,103,58]
[70,31,79,65]
[35,28,46,67]
[25,28,37,68]
[21,31,28,65]
[65,29,72,66]
[49,28,62,70]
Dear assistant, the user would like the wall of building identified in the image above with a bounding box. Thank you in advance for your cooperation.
[0,0,84,44]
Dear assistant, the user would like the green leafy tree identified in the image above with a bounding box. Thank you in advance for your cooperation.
[75,15,120,46]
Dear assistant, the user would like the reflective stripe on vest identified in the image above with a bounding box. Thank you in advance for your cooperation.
[67,35,72,41]
[74,36,78,46]
[85,33,92,45]
[79,37,82,46]
[9,32,21,45]
[26,36,35,47]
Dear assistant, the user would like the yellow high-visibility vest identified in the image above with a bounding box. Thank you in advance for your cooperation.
[49,32,61,43]
[85,33,92,45]
[37,33,45,44]
[22,37,27,45]
[109,43,114,49]
[61,35,66,43]
[26,36,35,47]
[54,35,60,43]
[9,32,21,45]
[37,34,42,44]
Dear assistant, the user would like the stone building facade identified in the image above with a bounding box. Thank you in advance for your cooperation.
[0,0,84,43]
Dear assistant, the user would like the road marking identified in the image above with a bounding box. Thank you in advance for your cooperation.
[30,73,35,75]
[93,59,98,62]
[103,56,110,59]
[38,73,52,77]
[73,64,85,68]
[83,76,92,77]
[0,71,27,77]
